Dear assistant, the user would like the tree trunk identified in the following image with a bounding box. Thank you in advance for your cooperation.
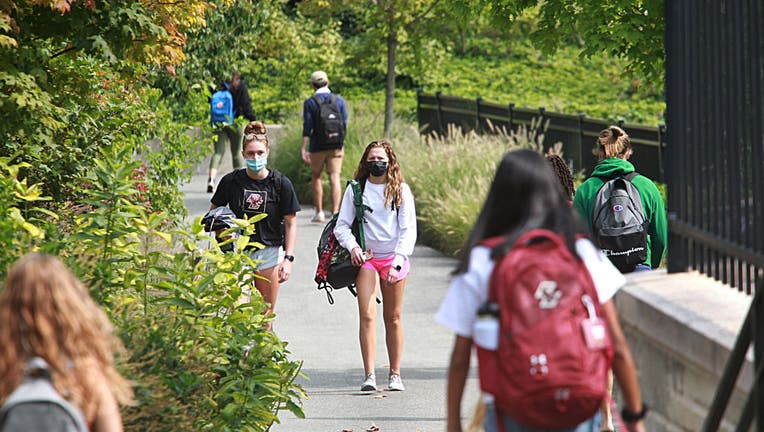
[384,29,397,138]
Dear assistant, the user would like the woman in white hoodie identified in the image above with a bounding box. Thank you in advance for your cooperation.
[334,139,417,393]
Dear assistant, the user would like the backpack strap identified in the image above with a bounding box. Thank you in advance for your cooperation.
[349,178,370,251]
[270,169,284,203]
[311,93,336,112]
[593,171,639,182]
[623,171,639,182]
[312,93,335,103]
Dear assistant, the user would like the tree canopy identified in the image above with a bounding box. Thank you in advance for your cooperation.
[477,0,664,86]
[1,0,221,146]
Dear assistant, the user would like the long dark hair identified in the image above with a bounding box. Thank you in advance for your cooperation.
[454,149,587,274]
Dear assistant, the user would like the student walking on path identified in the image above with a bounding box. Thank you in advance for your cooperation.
[210,121,301,331]
[208,71,258,193]
[573,126,667,272]
[301,70,348,223]
[436,150,647,432]
[334,139,417,392]
[0,253,134,432]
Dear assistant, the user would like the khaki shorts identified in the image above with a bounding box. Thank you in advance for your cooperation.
[310,148,344,175]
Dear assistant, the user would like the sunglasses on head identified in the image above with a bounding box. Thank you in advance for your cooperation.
[244,133,267,141]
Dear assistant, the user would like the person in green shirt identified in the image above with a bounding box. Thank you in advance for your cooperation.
[573,126,667,271]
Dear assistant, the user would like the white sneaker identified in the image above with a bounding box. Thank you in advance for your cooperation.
[311,212,325,223]
[388,374,405,391]
[360,373,376,391]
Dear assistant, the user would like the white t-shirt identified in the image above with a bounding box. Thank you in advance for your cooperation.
[334,181,417,268]
[435,238,625,338]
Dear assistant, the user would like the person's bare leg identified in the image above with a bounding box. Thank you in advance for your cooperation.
[311,173,323,215]
[208,129,228,191]
[254,265,279,332]
[381,277,406,375]
[329,170,342,214]
[356,269,379,376]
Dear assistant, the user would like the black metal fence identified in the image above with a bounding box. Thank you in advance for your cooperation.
[665,0,764,296]
[416,90,666,182]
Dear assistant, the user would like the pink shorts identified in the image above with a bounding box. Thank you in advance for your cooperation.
[361,256,410,281]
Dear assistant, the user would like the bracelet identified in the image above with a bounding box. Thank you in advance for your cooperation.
[621,403,648,422]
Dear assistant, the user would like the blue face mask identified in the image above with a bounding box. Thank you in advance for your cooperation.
[246,156,267,173]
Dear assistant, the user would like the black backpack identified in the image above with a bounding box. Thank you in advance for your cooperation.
[312,94,345,149]
[590,172,648,273]
[0,358,88,432]
[314,179,373,304]
[201,206,240,253]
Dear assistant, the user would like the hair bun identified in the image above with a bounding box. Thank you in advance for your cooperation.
[244,121,266,135]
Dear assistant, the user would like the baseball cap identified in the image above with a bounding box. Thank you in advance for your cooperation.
[310,70,329,86]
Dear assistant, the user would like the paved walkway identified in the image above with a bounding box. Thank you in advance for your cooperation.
[182,145,481,432]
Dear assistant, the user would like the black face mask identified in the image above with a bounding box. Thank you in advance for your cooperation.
[366,161,388,177]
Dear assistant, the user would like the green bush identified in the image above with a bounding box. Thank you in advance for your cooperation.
[0,156,57,278]
[67,146,305,432]
[0,144,305,432]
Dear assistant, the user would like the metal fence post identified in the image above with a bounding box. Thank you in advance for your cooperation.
[435,90,443,136]
[659,124,667,183]
[476,96,483,134]
[539,106,547,150]
[508,103,515,133]
[755,279,764,430]
[416,87,423,134]
[578,113,586,175]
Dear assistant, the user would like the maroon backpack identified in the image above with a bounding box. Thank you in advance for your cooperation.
[477,229,614,430]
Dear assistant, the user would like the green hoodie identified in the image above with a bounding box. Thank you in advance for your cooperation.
[573,157,667,269]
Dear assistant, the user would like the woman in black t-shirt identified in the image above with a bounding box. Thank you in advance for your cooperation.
[210,121,301,330]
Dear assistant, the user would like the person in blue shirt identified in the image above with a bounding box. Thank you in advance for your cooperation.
[300,71,348,223]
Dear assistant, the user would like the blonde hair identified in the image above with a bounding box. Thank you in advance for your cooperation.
[354,139,405,210]
[596,125,632,161]
[243,121,269,149]
[0,253,134,425]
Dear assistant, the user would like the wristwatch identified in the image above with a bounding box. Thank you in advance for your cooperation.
[621,403,648,422]
[284,255,295,262]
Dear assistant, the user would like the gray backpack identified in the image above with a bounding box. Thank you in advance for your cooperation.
[591,172,648,272]
[0,357,88,432]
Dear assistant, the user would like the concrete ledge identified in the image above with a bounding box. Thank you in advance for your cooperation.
[615,270,753,432]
